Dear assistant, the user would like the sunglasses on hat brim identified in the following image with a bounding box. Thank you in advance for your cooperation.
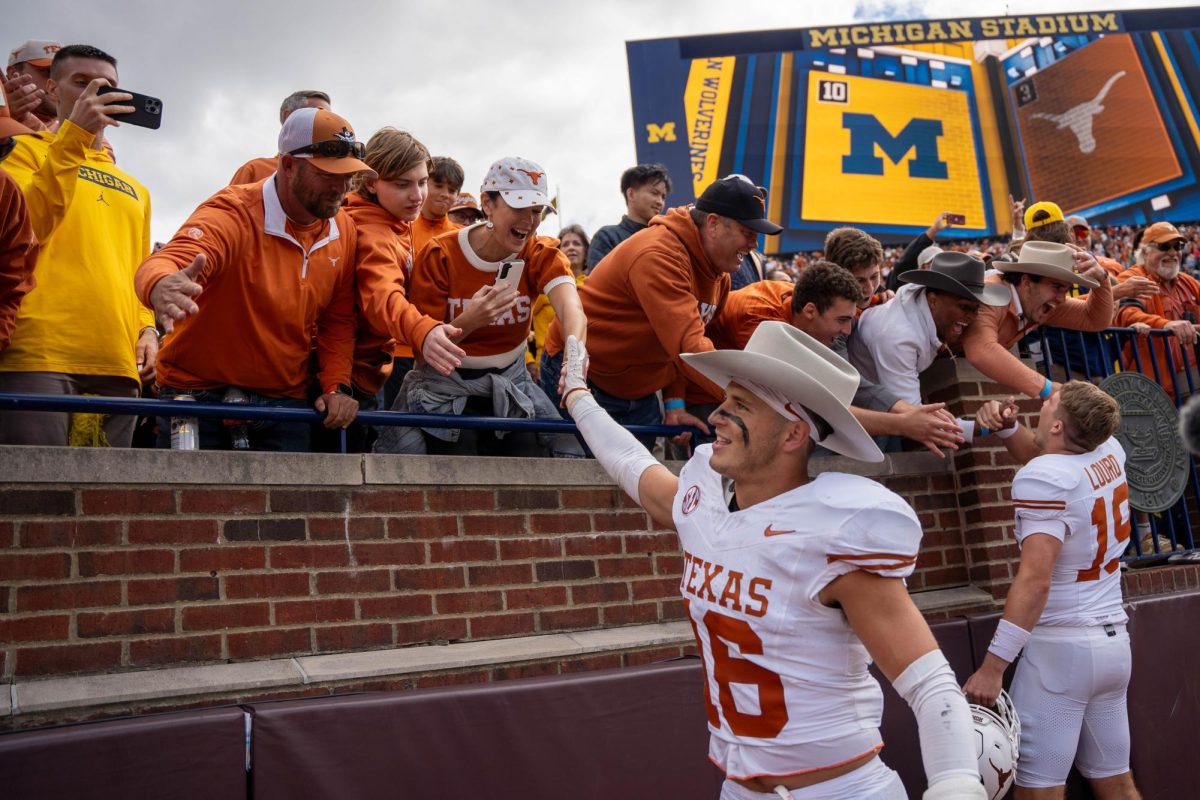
[287,139,366,160]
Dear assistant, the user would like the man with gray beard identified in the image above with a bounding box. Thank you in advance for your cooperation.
[1115,221,1200,398]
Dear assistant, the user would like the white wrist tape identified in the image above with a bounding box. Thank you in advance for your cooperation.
[922,775,987,799]
[892,650,982,791]
[986,618,1031,663]
[569,393,660,505]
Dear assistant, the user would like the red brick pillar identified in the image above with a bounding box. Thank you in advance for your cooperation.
[922,358,1040,602]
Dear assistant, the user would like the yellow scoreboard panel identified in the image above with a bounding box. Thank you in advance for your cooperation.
[801,72,987,228]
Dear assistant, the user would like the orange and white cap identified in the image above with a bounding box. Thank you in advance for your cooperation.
[0,80,35,139]
[8,40,60,68]
[480,157,554,212]
[277,107,374,176]
[450,192,480,213]
[1143,221,1186,245]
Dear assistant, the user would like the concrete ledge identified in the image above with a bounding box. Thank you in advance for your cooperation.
[911,585,995,612]
[14,659,300,715]
[812,449,952,478]
[6,622,694,717]
[1,445,937,487]
[0,446,364,486]
[362,453,683,487]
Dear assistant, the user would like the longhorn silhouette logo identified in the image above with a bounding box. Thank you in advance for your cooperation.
[1029,71,1126,154]
[515,168,544,186]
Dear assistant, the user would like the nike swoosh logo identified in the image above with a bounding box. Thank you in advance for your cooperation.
[763,525,796,537]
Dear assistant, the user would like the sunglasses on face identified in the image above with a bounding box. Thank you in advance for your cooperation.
[1155,241,1187,252]
[287,139,365,160]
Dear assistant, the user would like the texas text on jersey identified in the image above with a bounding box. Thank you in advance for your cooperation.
[675,444,922,780]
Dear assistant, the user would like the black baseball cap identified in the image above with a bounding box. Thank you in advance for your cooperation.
[695,174,783,235]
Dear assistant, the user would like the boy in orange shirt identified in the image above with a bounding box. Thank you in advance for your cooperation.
[410,155,463,255]
[343,129,515,451]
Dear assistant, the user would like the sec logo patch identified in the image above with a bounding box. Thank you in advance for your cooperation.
[681,485,701,515]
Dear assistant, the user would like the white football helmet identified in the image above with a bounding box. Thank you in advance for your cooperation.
[971,690,1021,800]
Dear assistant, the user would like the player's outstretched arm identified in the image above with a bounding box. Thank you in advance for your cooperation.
[963,533,1059,707]
[824,571,985,799]
[562,335,678,530]
[975,397,1041,464]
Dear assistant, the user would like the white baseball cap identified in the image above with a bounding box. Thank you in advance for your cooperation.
[8,40,60,68]
[480,157,554,211]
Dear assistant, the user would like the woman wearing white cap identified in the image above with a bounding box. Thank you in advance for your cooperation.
[379,157,585,456]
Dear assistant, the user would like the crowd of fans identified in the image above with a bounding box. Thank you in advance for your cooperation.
[1,39,1197,456]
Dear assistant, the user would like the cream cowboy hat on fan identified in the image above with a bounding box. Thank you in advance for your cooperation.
[681,321,882,462]
[998,240,1099,289]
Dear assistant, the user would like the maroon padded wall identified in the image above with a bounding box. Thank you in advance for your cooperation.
[1126,592,1200,800]
[0,706,247,800]
[248,660,723,800]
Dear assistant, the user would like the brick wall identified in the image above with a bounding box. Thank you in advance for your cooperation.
[1,449,969,682]
[0,483,683,680]
[5,352,1199,690]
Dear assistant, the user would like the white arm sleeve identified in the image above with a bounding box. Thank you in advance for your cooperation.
[569,393,660,506]
[892,650,986,798]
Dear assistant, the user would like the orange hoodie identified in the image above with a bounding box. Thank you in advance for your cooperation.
[687,280,792,406]
[135,177,357,398]
[544,207,728,400]
[411,214,460,257]
[228,156,276,186]
[0,170,38,351]
[343,194,440,394]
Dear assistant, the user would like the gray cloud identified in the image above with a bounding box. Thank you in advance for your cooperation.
[6,0,1189,244]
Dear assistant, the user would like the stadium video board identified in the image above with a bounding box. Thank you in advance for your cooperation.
[626,7,1200,252]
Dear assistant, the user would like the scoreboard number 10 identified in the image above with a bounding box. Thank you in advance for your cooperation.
[818,79,849,103]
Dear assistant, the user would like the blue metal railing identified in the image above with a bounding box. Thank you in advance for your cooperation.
[0,393,693,454]
[1035,325,1200,562]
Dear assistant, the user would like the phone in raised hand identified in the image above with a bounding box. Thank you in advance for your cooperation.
[494,259,525,292]
[96,86,163,129]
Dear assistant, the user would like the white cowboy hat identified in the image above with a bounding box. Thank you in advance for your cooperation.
[681,321,882,462]
[998,240,1099,289]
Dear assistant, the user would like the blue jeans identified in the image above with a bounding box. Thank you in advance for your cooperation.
[156,387,311,452]
[538,350,662,449]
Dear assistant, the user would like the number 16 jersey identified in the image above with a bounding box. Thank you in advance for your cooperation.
[674,445,923,781]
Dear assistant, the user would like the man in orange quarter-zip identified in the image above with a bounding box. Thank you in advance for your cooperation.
[136,107,372,451]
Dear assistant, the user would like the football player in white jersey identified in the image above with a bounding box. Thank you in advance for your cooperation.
[964,381,1140,799]
[560,322,984,800]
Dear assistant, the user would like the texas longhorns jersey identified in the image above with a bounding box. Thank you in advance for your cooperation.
[1011,436,1130,628]
[674,445,922,780]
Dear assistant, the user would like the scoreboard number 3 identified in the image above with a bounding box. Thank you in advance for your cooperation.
[1015,78,1038,107]
[818,79,848,104]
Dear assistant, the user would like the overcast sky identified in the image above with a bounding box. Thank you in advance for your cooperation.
[7,0,1191,244]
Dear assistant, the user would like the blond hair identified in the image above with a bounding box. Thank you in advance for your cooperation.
[1057,380,1121,452]
[353,127,431,197]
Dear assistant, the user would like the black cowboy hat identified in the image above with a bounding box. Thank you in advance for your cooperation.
[898,251,1010,307]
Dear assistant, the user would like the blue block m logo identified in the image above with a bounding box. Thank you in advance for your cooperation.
[841,113,948,179]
